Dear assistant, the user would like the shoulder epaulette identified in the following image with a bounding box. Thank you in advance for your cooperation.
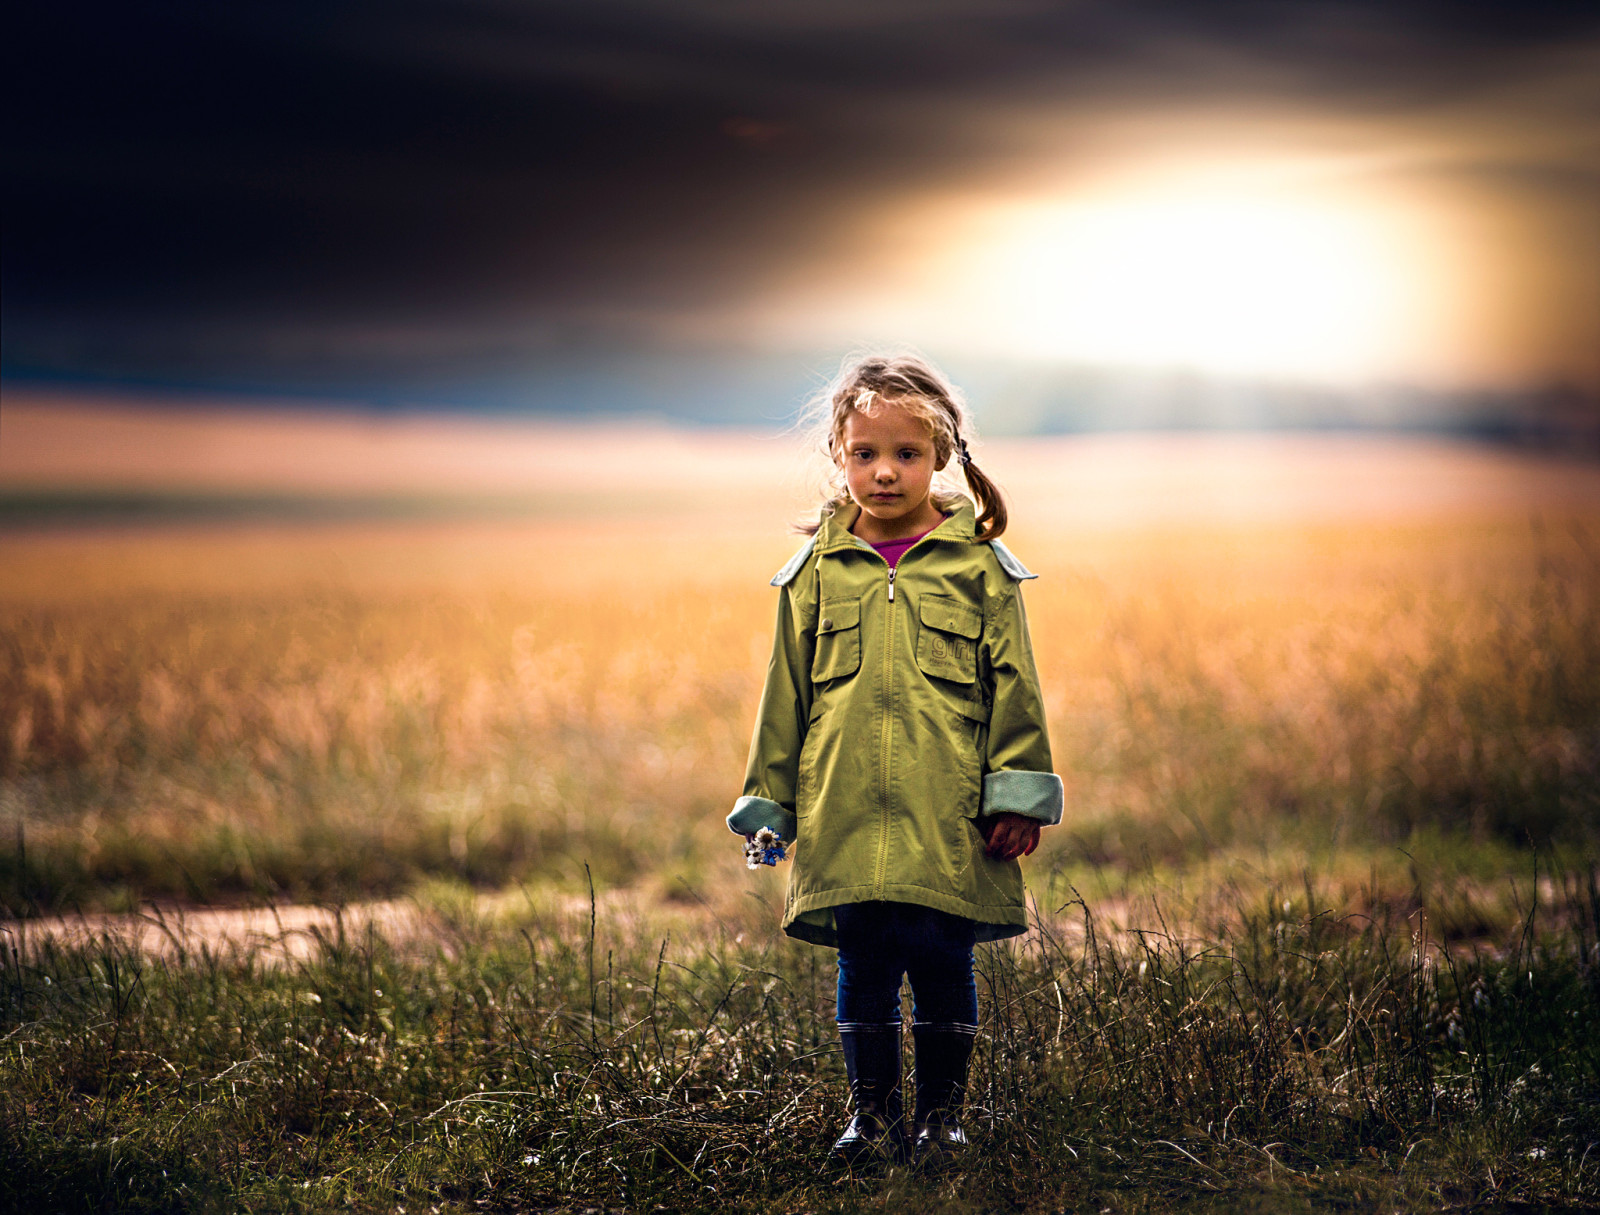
[988,539,1038,581]
[770,534,819,587]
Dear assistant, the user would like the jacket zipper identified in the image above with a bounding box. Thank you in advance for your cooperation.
[875,559,895,896]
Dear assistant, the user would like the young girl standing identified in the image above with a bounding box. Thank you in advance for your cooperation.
[728,354,1062,1164]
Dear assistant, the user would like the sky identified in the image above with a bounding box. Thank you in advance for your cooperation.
[4,0,1598,427]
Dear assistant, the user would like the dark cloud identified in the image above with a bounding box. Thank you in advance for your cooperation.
[4,0,1597,399]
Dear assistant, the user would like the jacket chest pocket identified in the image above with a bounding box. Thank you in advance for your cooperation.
[916,594,981,685]
[811,597,861,683]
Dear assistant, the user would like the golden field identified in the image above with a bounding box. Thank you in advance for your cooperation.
[5,401,1600,1213]
[3,397,1599,929]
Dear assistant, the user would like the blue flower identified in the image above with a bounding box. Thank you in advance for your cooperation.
[744,826,788,868]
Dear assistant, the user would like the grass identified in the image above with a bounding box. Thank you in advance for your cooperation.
[3,434,1600,1210]
[4,871,1597,1213]
[3,514,1598,916]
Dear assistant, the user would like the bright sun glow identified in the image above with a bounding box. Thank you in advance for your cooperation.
[937,188,1423,377]
[751,158,1477,384]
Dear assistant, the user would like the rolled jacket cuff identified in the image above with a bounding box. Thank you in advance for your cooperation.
[980,770,1063,826]
[727,795,798,842]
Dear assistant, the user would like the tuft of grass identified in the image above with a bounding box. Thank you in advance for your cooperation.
[4,872,1598,1213]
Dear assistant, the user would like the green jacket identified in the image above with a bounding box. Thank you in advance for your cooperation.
[728,498,1063,947]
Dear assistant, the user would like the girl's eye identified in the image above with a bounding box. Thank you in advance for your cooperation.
[899,449,921,460]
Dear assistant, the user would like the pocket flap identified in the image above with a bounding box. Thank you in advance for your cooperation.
[816,599,859,635]
[812,596,862,684]
[919,594,981,640]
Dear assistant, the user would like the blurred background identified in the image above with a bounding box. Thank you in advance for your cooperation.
[3,1,1598,922]
[5,0,1597,433]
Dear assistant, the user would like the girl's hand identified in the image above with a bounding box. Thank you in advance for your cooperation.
[982,812,1040,861]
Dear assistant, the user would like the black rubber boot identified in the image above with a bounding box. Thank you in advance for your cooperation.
[911,1022,977,1166]
[831,1023,907,1165]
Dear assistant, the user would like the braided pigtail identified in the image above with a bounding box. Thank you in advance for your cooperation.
[957,444,1008,542]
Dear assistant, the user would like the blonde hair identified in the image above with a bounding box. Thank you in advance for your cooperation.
[798,352,1008,541]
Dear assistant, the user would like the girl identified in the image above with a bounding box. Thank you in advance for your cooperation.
[728,354,1062,1164]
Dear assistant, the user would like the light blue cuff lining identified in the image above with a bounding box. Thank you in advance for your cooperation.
[980,770,1063,825]
[727,795,798,842]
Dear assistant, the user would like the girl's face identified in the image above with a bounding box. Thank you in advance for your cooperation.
[836,401,948,542]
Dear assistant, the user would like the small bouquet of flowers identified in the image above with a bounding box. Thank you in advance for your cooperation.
[743,826,788,869]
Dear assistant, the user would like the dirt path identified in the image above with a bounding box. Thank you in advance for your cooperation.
[6,888,1151,966]
[9,879,1550,966]
[4,880,807,965]
[5,899,435,964]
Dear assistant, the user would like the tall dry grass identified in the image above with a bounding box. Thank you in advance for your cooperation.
[3,505,1597,915]
[1017,518,1600,870]
[2,521,784,905]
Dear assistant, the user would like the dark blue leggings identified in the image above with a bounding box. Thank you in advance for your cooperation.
[834,901,979,1028]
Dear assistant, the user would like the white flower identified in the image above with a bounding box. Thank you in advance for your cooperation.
[742,826,787,867]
